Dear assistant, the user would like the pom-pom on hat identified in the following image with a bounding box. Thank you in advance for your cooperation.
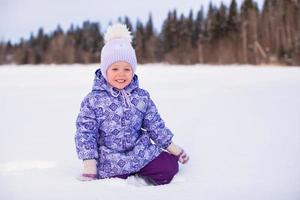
[100,23,137,80]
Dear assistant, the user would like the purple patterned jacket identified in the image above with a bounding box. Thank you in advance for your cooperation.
[75,69,173,178]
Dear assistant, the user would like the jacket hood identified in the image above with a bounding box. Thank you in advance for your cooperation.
[92,69,139,95]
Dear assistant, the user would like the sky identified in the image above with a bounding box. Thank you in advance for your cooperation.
[0,0,264,43]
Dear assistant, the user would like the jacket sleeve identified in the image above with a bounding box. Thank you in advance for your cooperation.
[142,92,173,149]
[75,94,99,160]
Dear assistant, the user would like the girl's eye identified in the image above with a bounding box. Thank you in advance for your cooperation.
[124,68,131,71]
[112,68,118,71]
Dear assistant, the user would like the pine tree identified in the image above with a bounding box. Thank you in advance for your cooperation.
[34,28,47,63]
[160,10,177,54]
[144,13,159,62]
[187,9,195,48]
[177,13,192,63]
[0,42,6,64]
[207,3,219,40]
[194,6,204,44]
[240,0,259,64]
[218,3,228,36]
[124,16,133,32]
[227,0,239,33]
[134,20,145,63]
[145,13,154,40]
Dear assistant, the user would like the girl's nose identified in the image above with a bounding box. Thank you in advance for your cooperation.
[118,70,126,76]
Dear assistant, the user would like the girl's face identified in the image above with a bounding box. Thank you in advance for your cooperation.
[106,61,133,90]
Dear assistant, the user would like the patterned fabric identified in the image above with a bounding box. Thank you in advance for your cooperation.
[75,69,173,178]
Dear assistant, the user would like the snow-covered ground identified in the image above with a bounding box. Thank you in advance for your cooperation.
[0,64,300,200]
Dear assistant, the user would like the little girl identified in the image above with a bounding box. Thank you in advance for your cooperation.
[75,24,189,185]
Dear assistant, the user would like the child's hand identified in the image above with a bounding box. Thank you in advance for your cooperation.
[167,142,190,164]
[77,173,98,181]
[178,149,189,164]
[77,159,97,181]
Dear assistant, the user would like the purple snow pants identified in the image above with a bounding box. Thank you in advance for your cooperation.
[115,151,179,185]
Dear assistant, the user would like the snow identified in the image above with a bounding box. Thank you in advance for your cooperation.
[0,64,300,200]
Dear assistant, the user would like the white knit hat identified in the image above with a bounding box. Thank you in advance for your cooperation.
[100,23,137,80]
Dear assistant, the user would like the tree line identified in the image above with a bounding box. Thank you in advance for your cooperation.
[0,0,299,66]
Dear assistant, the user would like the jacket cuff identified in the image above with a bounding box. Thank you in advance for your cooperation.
[161,138,173,150]
[78,151,98,160]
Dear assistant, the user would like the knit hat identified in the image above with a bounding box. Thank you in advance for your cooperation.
[100,23,137,80]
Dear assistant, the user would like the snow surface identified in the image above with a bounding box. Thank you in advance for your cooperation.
[0,64,300,200]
